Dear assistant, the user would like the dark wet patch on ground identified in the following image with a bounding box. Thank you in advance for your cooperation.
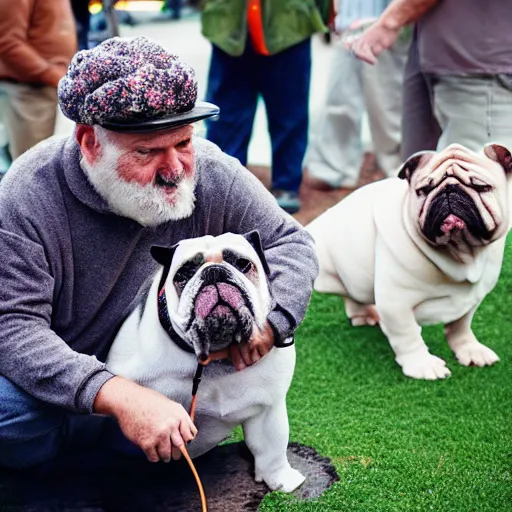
[0,442,338,511]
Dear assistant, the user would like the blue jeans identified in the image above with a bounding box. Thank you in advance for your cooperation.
[0,376,141,469]
[165,0,182,17]
[205,38,312,194]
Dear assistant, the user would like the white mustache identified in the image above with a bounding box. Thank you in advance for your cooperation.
[157,167,184,176]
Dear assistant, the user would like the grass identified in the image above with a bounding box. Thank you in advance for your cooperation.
[253,236,512,510]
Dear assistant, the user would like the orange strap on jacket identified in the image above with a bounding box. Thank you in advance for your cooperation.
[247,0,270,55]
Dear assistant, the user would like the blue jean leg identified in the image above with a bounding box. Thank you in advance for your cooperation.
[205,43,259,166]
[0,376,69,468]
[0,376,142,469]
[258,38,311,193]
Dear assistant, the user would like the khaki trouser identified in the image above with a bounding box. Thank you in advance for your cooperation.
[305,35,409,188]
[0,80,58,160]
[401,32,512,158]
[431,75,512,152]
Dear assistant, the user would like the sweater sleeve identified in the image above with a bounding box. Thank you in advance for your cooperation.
[0,228,114,413]
[220,164,319,343]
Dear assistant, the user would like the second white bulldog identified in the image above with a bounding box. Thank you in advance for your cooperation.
[306,143,512,380]
[106,231,304,492]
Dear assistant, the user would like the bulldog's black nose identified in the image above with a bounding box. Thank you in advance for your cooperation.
[444,184,461,194]
[201,264,230,284]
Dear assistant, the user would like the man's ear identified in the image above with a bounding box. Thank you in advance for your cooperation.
[150,244,180,267]
[483,143,512,174]
[243,230,271,276]
[398,151,436,182]
[75,124,101,165]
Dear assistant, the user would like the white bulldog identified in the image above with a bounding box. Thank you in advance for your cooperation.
[106,231,305,492]
[306,143,512,380]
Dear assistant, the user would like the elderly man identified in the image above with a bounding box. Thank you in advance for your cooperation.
[0,37,318,469]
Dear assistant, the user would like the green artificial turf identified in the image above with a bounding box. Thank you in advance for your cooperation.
[255,236,512,511]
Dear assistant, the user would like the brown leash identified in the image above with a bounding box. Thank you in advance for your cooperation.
[179,348,231,512]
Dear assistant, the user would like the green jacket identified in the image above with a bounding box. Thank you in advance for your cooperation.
[201,0,329,57]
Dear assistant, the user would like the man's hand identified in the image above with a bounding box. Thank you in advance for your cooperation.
[94,376,197,463]
[344,19,400,65]
[344,0,440,65]
[230,321,275,371]
[346,17,378,32]
[39,64,68,88]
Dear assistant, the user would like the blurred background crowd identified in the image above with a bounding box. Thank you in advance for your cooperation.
[0,0,511,225]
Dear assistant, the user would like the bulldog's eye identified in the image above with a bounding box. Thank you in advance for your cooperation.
[416,184,434,197]
[471,179,492,192]
[173,272,189,290]
[235,258,253,274]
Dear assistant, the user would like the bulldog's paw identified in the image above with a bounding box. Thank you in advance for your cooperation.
[454,342,500,367]
[345,301,380,327]
[257,466,306,493]
[397,351,452,380]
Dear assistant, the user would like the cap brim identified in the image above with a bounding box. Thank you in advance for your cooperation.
[99,101,220,133]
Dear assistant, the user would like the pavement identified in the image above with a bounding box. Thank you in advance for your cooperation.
[54,11,380,225]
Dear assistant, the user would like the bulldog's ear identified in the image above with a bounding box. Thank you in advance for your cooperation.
[243,230,271,276]
[398,151,436,182]
[483,144,512,174]
[150,244,179,266]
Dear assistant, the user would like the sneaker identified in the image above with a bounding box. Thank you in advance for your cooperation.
[272,190,301,214]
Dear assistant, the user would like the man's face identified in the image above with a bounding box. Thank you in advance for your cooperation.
[81,124,197,226]
[111,124,195,191]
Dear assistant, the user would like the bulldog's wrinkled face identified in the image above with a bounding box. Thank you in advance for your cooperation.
[152,232,271,361]
[399,143,512,248]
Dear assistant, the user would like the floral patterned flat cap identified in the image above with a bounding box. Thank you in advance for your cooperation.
[58,36,219,133]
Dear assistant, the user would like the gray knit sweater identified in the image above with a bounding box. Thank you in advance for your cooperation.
[0,135,318,414]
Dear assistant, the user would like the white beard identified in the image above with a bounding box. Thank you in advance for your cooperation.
[80,140,196,227]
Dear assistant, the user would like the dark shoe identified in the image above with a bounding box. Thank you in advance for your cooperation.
[272,190,301,214]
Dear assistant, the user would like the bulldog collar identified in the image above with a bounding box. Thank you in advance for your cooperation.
[157,285,196,355]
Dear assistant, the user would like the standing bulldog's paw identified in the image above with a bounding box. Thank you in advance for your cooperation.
[454,342,500,367]
[345,300,380,327]
[257,466,305,493]
[397,351,452,380]
[349,311,379,327]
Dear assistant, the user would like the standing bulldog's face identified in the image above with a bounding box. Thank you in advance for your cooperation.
[151,232,272,361]
[399,143,512,248]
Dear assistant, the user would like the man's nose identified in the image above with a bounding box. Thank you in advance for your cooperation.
[160,147,182,170]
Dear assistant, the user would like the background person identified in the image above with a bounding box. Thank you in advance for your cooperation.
[201,0,330,214]
[346,0,512,155]
[0,0,77,161]
[305,0,410,191]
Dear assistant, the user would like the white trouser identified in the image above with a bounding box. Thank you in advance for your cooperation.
[306,35,409,187]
